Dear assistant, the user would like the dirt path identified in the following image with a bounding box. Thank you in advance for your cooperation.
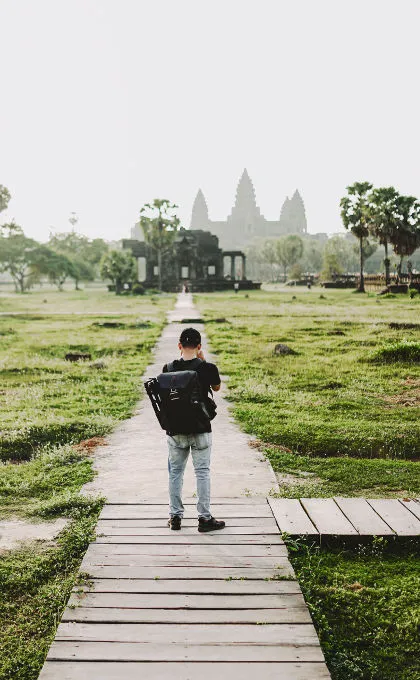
[82,293,278,503]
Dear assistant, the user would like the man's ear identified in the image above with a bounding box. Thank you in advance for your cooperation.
[178,342,182,351]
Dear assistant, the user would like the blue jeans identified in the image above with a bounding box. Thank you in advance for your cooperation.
[167,432,212,519]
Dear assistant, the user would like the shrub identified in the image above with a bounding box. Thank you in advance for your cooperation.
[370,341,420,364]
[132,283,145,295]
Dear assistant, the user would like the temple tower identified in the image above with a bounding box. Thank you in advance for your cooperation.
[228,169,262,223]
[279,190,307,234]
[188,172,308,250]
[190,189,209,229]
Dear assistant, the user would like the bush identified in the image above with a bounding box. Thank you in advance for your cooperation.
[370,341,420,364]
[409,288,419,299]
[132,283,145,295]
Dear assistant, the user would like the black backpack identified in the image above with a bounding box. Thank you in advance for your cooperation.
[144,358,217,434]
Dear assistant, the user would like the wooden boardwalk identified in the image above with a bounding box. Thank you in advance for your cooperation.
[39,499,331,679]
[269,497,420,537]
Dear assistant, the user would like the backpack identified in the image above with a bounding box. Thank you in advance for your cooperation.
[144,358,217,434]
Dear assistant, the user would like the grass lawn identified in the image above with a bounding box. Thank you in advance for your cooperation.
[0,287,173,680]
[196,288,420,497]
[288,539,420,680]
[197,288,420,680]
[0,288,173,460]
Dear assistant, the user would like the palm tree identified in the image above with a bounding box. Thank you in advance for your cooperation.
[140,199,180,291]
[391,195,420,276]
[369,187,400,287]
[340,182,373,293]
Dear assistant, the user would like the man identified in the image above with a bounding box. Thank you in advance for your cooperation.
[162,327,225,533]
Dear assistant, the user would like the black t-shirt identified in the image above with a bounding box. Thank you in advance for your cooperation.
[162,358,221,433]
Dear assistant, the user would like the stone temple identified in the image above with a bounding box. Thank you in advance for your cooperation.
[190,169,307,250]
[124,169,306,291]
[123,228,260,292]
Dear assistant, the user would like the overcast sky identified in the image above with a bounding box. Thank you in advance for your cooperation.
[1,0,419,242]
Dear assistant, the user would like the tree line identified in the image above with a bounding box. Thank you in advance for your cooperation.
[0,185,109,292]
[2,182,420,294]
[0,188,176,295]
[340,182,420,292]
[246,183,420,290]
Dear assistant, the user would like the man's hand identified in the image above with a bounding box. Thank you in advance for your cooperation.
[196,349,205,360]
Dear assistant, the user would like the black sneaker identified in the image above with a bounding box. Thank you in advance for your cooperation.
[198,516,226,532]
[168,515,182,530]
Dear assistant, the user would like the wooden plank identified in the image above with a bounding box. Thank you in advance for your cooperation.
[89,544,288,557]
[47,641,325,662]
[82,555,290,569]
[94,533,284,544]
[96,517,279,528]
[367,499,420,536]
[61,606,311,624]
[68,592,306,610]
[55,622,318,645]
[399,498,420,522]
[334,497,394,536]
[268,498,318,535]
[75,565,295,579]
[40,661,331,680]
[300,498,358,536]
[99,506,272,520]
[95,526,280,536]
[73,578,302,595]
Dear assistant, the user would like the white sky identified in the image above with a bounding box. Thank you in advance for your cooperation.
[1,0,419,242]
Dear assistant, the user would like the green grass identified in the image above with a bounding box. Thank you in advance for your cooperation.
[0,290,173,460]
[0,442,102,679]
[0,511,100,680]
[370,340,420,363]
[0,287,173,679]
[288,539,420,680]
[263,447,419,498]
[196,289,420,497]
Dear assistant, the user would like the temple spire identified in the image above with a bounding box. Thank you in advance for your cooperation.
[279,190,307,233]
[229,168,261,220]
[190,189,209,229]
[234,169,257,209]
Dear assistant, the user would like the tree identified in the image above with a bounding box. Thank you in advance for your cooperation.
[45,251,74,290]
[320,235,357,281]
[84,238,109,266]
[0,185,11,213]
[369,187,400,286]
[340,182,373,292]
[0,222,41,292]
[303,239,324,273]
[68,257,95,289]
[275,235,304,280]
[68,212,78,230]
[391,195,420,274]
[100,250,136,294]
[47,231,98,288]
[261,240,278,281]
[140,199,180,291]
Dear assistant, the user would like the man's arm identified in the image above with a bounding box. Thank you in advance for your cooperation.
[197,353,221,392]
